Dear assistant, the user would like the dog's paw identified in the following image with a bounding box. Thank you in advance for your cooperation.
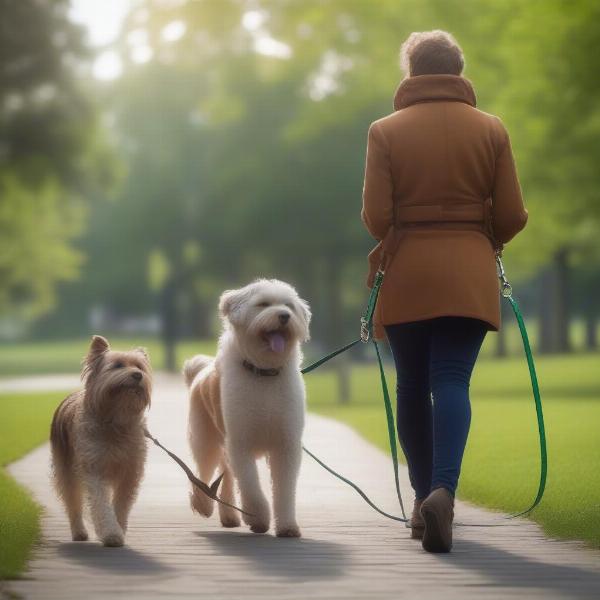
[190,490,214,517]
[71,530,89,542]
[245,507,270,534]
[242,497,270,533]
[249,521,270,534]
[102,531,124,547]
[220,514,241,528]
[276,524,301,538]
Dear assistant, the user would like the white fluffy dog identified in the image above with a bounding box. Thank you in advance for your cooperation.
[183,279,311,537]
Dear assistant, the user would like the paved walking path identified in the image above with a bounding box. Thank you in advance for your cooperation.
[4,374,600,599]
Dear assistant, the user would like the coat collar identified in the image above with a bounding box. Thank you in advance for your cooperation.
[393,74,477,111]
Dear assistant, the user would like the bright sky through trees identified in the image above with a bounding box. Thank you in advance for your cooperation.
[69,0,292,80]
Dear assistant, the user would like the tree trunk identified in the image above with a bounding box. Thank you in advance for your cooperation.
[585,312,597,351]
[495,301,508,357]
[189,294,212,339]
[553,248,571,353]
[338,355,351,405]
[538,249,571,354]
[325,255,350,404]
[538,268,554,354]
[495,327,507,357]
[160,279,177,372]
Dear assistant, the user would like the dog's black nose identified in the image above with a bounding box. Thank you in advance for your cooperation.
[278,312,290,324]
[131,371,143,381]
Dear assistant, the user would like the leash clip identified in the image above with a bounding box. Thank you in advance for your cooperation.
[360,317,371,343]
[360,268,384,343]
[495,251,513,298]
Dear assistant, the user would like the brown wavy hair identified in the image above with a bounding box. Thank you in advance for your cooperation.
[400,30,464,76]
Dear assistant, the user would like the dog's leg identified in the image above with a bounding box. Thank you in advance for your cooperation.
[189,415,222,517]
[84,475,124,547]
[54,463,88,541]
[229,446,270,533]
[218,461,241,528]
[113,462,143,533]
[63,476,88,541]
[269,443,302,538]
[190,446,221,518]
[51,403,88,541]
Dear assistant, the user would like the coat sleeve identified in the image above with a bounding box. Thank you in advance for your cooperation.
[491,122,528,244]
[361,121,394,241]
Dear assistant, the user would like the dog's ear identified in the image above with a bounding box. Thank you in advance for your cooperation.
[89,335,110,357]
[219,287,251,325]
[82,335,110,381]
[135,347,149,360]
[218,289,237,318]
[296,297,312,341]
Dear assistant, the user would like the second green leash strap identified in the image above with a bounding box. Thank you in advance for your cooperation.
[373,339,407,521]
[505,293,548,518]
[496,252,547,518]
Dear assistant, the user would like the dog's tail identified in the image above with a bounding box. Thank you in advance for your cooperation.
[49,393,79,498]
[183,354,213,387]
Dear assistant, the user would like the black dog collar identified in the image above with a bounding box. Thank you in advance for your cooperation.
[242,360,281,377]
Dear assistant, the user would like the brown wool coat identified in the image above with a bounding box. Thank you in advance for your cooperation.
[361,74,528,339]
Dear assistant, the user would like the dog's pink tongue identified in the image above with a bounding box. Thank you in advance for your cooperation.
[267,332,286,353]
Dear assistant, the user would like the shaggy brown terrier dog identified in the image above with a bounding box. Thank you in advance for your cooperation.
[50,335,152,547]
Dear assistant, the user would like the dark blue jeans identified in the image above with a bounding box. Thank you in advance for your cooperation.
[384,317,487,499]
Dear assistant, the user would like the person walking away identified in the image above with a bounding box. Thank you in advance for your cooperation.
[361,30,528,553]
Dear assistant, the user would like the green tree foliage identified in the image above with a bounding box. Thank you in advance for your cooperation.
[0,175,83,320]
[487,0,600,350]
[0,0,111,319]
[27,1,600,362]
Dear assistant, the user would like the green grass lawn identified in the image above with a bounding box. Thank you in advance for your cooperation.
[305,351,600,548]
[0,338,216,377]
[0,391,66,579]
[0,317,596,377]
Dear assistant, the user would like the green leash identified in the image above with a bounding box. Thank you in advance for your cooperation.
[497,252,548,518]
[301,270,408,523]
[301,255,548,525]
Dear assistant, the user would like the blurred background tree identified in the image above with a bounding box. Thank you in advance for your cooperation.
[1,0,599,396]
[0,0,114,324]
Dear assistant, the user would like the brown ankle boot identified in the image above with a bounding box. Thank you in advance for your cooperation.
[410,499,425,540]
[420,487,454,553]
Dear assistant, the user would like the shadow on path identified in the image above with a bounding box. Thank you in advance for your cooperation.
[196,530,350,581]
[57,542,173,575]
[441,539,600,598]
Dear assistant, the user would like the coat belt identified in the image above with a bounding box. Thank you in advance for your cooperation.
[396,201,489,225]
[366,199,498,288]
